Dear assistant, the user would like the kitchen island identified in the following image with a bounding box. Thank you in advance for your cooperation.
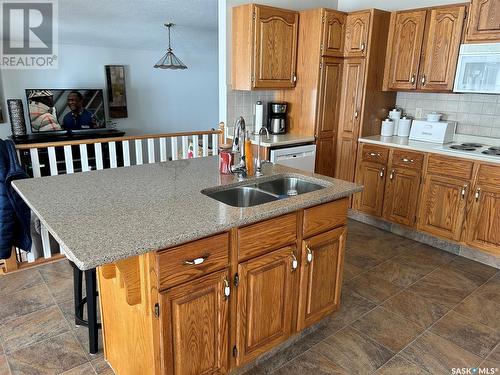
[13,156,361,375]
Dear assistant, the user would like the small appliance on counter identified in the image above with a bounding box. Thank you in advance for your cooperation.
[267,102,287,134]
[409,120,456,143]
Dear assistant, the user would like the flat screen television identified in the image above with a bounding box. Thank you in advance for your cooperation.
[26,89,106,132]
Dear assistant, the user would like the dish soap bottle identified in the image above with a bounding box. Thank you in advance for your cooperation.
[244,131,254,176]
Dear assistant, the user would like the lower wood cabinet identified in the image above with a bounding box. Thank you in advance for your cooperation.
[383,167,421,227]
[297,227,346,331]
[354,160,386,216]
[417,175,468,242]
[160,269,230,375]
[236,246,296,366]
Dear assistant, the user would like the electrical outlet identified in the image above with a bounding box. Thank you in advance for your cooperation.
[415,108,424,119]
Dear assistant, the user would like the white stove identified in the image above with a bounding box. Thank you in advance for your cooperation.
[436,142,500,159]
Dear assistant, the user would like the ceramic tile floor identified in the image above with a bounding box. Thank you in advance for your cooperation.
[0,220,498,375]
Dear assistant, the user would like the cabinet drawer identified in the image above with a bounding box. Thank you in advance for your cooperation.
[157,233,229,290]
[238,213,297,261]
[477,163,500,186]
[361,145,389,164]
[303,199,349,238]
[427,154,474,180]
[391,149,424,170]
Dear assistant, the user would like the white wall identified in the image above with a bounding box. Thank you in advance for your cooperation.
[0,39,218,139]
[338,0,464,11]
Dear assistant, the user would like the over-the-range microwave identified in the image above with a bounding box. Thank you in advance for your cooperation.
[454,43,500,94]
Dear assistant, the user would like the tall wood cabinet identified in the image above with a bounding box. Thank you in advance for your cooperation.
[383,5,466,92]
[466,0,500,42]
[232,4,299,90]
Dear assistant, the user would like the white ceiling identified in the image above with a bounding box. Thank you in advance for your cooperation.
[57,0,218,51]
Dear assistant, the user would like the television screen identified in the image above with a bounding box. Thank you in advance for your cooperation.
[26,89,106,132]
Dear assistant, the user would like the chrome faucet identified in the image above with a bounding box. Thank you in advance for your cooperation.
[231,117,247,179]
[255,126,270,177]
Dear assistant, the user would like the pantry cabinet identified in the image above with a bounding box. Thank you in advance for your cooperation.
[232,4,299,90]
[383,5,466,92]
[344,11,371,57]
[297,227,346,331]
[466,0,500,42]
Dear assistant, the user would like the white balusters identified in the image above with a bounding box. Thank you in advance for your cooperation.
[159,138,167,162]
[171,137,178,161]
[79,144,90,172]
[122,140,131,167]
[212,133,219,155]
[47,147,58,176]
[202,135,209,157]
[29,148,41,178]
[182,136,189,159]
[40,225,52,259]
[192,135,199,158]
[135,139,143,165]
[94,143,104,170]
[109,141,117,168]
[63,145,74,174]
[147,138,155,163]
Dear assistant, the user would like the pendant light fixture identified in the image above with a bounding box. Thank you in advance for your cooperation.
[154,23,188,70]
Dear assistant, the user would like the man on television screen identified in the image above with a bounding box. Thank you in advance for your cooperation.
[62,91,98,130]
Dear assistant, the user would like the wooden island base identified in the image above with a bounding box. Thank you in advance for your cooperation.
[98,198,349,375]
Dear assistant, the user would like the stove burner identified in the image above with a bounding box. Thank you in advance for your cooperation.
[461,142,483,148]
[482,149,500,156]
[488,146,500,152]
[450,145,477,151]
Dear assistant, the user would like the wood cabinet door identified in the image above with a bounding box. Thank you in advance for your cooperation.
[344,11,371,57]
[418,6,466,91]
[160,269,229,375]
[317,57,343,138]
[384,10,427,90]
[321,10,346,57]
[354,161,387,216]
[383,167,421,227]
[466,0,500,42]
[315,137,335,177]
[236,246,295,366]
[253,5,299,89]
[465,184,500,256]
[417,175,468,241]
[334,137,357,182]
[297,227,346,331]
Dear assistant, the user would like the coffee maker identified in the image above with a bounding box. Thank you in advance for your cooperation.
[267,102,287,134]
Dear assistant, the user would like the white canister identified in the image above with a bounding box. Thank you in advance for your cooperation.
[389,108,402,136]
[397,116,412,137]
[381,118,394,137]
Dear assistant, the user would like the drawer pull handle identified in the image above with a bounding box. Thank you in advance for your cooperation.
[421,75,426,86]
[380,168,385,178]
[475,188,481,202]
[389,169,395,180]
[354,110,359,119]
[223,278,230,299]
[183,256,208,266]
[291,253,298,271]
[360,42,366,52]
[369,152,381,157]
[461,185,468,199]
[402,158,414,163]
[410,74,415,84]
[306,245,313,264]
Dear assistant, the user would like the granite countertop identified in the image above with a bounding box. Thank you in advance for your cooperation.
[226,128,315,148]
[12,157,361,270]
[359,135,500,165]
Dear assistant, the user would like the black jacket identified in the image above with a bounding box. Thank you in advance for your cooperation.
[0,139,31,259]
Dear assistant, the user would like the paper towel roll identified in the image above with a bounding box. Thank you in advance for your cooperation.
[255,101,264,129]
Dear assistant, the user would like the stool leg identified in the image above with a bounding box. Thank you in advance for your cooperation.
[73,264,84,326]
[85,268,99,354]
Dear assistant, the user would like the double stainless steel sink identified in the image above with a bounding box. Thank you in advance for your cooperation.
[202,176,325,207]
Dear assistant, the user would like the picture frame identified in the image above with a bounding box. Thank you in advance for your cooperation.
[105,65,128,118]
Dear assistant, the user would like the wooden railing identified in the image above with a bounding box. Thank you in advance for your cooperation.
[2,127,223,273]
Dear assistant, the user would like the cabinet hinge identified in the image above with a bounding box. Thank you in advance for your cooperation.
[320,43,324,51]
[154,303,160,318]
[252,12,256,20]
[320,62,323,69]
[322,15,325,23]
[233,345,238,357]
[234,273,239,287]
[251,75,255,83]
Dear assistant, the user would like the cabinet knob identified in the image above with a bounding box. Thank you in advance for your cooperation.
[360,42,366,52]
[389,169,395,180]
[379,168,385,178]
[183,256,208,265]
[305,245,313,264]
[461,185,468,199]
[354,110,359,119]
[291,253,298,271]
[223,278,230,299]
[410,74,416,84]
[421,75,426,86]
[293,74,297,83]
[475,188,481,202]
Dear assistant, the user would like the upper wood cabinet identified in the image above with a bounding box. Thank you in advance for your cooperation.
[466,0,500,42]
[297,227,346,331]
[344,11,371,57]
[232,4,299,90]
[160,269,230,375]
[322,10,346,57]
[383,5,466,92]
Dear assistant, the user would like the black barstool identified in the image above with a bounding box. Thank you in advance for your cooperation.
[69,261,101,354]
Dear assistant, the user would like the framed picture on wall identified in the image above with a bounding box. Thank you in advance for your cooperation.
[105,65,128,118]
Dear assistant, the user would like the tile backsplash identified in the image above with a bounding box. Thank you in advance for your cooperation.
[396,92,500,138]
[226,88,277,130]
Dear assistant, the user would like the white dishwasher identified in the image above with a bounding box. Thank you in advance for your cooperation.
[269,144,317,172]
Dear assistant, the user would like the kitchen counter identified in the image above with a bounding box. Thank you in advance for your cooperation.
[12,156,361,270]
[359,135,500,164]
[226,128,315,148]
